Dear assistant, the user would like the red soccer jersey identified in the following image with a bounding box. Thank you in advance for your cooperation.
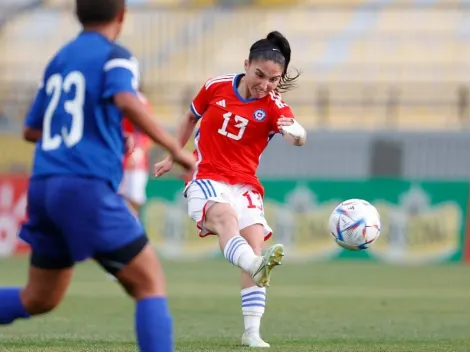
[189,73,295,196]
[123,93,152,171]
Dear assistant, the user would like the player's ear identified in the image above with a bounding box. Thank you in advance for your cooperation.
[244,59,249,72]
[117,6,126,24]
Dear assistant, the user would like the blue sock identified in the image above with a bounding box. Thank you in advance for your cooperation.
[0,287,30,325]
[136,297,173,352]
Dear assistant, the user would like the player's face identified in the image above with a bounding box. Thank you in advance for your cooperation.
[244,59,283,99]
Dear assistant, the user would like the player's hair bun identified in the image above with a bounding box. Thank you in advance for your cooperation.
[266,31,291,70]
[248,31,300,93]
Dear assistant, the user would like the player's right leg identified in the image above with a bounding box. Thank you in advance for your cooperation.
[0,266,74,325]
[186,180,280,288]
[95,240,172,352]
[0,178,75,325]
[236,186,282,348]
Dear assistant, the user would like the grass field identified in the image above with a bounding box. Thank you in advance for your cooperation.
[0,256,469,351]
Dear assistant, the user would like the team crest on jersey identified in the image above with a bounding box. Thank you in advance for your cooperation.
[253,109,267,121]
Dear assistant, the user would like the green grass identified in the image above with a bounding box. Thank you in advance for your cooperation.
[1,257,469,351]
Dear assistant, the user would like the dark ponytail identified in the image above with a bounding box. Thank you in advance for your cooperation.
[248,31,300,93]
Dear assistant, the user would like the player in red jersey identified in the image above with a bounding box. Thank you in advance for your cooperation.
[119,92,152,214]
[154,31,306,347]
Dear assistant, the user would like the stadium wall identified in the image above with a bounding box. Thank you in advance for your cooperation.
[1,173,468,264]
[1,130,470,263]
[141,178,469,264]
[257,131,470,180]
[0,174,31,257]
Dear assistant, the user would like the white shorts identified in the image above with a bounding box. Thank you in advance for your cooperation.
[119,169,148,205]
[185,179,272,241]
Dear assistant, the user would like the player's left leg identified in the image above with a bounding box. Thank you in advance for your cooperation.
[236,187,282,348]
[86,179,171,352]
[239,224,270,348]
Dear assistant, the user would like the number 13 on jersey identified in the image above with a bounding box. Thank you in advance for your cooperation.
[218,112,249,141]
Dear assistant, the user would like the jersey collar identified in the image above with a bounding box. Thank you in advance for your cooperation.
[232,73,259,103]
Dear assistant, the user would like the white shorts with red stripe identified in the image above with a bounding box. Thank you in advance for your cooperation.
[185,179,272,241]
[119,169,148,206]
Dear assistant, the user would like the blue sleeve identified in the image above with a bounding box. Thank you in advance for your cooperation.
[24,86,46,129]
[102,45,139,100]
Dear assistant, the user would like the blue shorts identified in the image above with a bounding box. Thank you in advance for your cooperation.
[19,176,147,272]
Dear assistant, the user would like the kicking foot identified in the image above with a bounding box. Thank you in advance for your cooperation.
[250,244,284,288]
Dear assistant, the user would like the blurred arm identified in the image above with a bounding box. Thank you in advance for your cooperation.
[114,92,182,157]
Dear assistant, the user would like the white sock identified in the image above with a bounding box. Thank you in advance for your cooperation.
[223,236,257,273]
[241,286,266,335]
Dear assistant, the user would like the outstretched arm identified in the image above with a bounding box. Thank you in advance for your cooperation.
[153,109,199,177]
[175,109,199,152]
[154,78,210,177]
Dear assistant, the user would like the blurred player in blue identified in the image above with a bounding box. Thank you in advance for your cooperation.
[0,1,195,351]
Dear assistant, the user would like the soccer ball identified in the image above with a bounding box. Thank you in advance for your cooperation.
[329,199,381,251]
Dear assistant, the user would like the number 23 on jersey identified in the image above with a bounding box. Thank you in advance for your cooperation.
[42,71,85,151]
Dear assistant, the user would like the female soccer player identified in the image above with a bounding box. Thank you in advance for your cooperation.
[154,31,307,348]
[0,1,194,351]
[120,91,153,215]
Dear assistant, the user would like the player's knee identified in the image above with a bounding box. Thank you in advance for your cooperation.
[21,290,61,315]
[115,244,167,300]
[205,203,238,235]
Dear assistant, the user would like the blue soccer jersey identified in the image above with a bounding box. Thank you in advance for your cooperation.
[25,31,139,191]
[19,31,146,265]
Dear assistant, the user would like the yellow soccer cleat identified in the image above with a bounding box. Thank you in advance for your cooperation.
[250,244,284,288]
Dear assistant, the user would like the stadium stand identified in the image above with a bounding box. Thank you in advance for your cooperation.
[140,3,468,129]
[0,0,468,129]
[0,0,42,25]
